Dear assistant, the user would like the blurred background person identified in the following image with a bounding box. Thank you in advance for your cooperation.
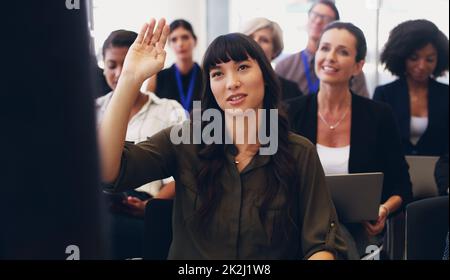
[374,19,449,156]
[275,0,369,97]
[241,17,303,101]
[147,19,202,112]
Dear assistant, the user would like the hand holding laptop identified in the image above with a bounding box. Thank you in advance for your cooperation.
[363,205,389,236]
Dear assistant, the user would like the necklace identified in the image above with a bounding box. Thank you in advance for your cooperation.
[234,156,249,164]
[318,108,349,130]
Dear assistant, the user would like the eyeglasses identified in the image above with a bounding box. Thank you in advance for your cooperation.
[309,11,335,23]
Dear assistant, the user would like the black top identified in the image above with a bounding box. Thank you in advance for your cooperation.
[155,63,203,112]
[279,76,303,101]
[287,93,413,207]
[373,78,449,156]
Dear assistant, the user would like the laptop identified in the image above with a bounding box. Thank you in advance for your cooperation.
[405,156,439,199]
[325,172,384,223]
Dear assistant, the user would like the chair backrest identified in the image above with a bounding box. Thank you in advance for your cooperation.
[405,156,439,199]
[405,196,449,260]
[143,199,173,260]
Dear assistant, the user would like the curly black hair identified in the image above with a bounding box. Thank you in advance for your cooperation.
[380,19,449,77]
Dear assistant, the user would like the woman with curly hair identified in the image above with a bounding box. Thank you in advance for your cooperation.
[374,20,449,156]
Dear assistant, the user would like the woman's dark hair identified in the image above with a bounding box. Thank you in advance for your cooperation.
[196,33,297,237]
[380,19,449,78]
[320,21,367,62]
[170,19,197,41]
[309,0,340,21]
[102,30,137,59]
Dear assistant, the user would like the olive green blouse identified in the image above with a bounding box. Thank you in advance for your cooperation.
[104,123,348,260]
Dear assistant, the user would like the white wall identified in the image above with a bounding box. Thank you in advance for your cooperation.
[229,0,310,63]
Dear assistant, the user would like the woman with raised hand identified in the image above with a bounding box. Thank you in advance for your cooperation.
[99,18,348,259]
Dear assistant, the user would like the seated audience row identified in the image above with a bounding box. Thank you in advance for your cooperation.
[95,2,447,259]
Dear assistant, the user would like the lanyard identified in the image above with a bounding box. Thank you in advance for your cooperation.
[301,50,319,94]
[174,64,198,111]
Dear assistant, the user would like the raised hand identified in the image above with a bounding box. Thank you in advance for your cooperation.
[121,18,170,84]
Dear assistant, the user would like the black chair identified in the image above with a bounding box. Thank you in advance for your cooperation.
[143,199,173,260]
[405,196,449,260]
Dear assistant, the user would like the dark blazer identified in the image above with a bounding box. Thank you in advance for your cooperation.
[287,94,413,207]
[373,78,449,156]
